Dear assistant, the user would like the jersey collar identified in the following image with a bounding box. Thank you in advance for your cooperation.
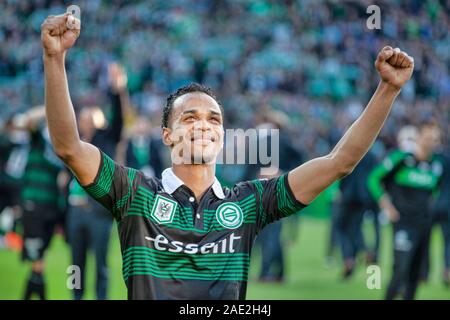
[161,168,225,199]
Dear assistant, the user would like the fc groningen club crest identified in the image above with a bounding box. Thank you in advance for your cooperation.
[150,195,177,224]
[216,202,244,229]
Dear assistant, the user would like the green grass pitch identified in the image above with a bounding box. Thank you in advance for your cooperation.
[0,216,448,299]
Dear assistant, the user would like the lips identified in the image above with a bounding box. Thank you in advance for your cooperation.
[190,133,216,142]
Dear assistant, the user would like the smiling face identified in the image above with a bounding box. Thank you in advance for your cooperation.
[162,92,224,165]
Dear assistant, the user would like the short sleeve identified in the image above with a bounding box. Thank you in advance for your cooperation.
[250,172,307,230]
[80,151,140,221]
[367,150,406,202]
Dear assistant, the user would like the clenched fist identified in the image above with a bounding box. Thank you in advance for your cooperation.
[41,13,81,57]
[375,46,414,90]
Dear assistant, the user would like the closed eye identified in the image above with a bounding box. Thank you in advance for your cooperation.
[183,115,196,122]
[210,117,221,124]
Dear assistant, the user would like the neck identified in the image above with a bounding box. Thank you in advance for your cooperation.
[415,146,431,161]
[172,163,216,200]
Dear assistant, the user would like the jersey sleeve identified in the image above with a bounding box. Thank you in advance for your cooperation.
[79,150,141,221]
[250,172,307,230]
[367,150,406,202]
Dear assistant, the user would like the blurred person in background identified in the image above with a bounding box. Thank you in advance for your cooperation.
[252,110,304,283]
[12,106,66,300]
[0,113,28,250]
[397,125,418,153]
[325,193,341,268]
[368,119,444,299]
[216,127,254,188]
[337,148,378,279]
[0,116,21,214]
[430,153,450,287]
[125,116,164,179]
[421,151,450,287]
[65,63,127,300]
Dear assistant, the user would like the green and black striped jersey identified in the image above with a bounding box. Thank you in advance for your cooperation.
[81,150,306,300]
[21,128,63,211]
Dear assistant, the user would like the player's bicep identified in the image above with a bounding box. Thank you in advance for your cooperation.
[64,141,101,186]
[288,156,343,205]
[77,149,139,220]
[252,174,307,230]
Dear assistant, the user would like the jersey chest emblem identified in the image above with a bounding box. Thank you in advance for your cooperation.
[216,202,244,229]
[150,195,178,224]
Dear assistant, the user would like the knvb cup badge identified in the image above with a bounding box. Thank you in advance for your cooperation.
[151,195,177,224]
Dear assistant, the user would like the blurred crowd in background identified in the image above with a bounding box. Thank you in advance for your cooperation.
[1,0,449,159]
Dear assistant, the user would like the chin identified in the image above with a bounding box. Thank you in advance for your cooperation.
[191,152,216,165]
[189,143,218,163]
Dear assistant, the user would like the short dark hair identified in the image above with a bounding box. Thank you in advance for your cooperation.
[418,117,439,132]
[162,83,222,128]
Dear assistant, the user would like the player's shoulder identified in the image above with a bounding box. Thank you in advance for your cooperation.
[103,156,161,195]
[381,149,409,167]
[228,175,282,199]
[387,149,409,159]
[226,179,261,200]
[133,169,164,194]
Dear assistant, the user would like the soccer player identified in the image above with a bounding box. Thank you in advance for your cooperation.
[368,120,444,299]
[431,153,450,287]
[14,106,66,300]
[0,113,26,222]
[66,63,127,300]
[125,116,164,179]
[337,150,378,279]
[41,13,414,299]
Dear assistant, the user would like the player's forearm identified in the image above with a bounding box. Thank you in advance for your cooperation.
[330,81,400,175]
[106,90,125,143]
[44,53,82,159]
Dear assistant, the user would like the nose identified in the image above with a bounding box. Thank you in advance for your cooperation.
[195,118,212,131]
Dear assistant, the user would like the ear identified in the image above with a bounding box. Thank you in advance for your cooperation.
[162,127,174,147]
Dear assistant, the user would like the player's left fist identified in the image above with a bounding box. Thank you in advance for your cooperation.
[375,46,414,90]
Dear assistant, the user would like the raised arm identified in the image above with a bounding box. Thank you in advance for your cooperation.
[102,63,128,144]
[288,46,414,205]
[11,106,46,132]
[41,13,100,185]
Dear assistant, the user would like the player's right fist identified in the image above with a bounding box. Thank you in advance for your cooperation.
[41,13,80,57]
